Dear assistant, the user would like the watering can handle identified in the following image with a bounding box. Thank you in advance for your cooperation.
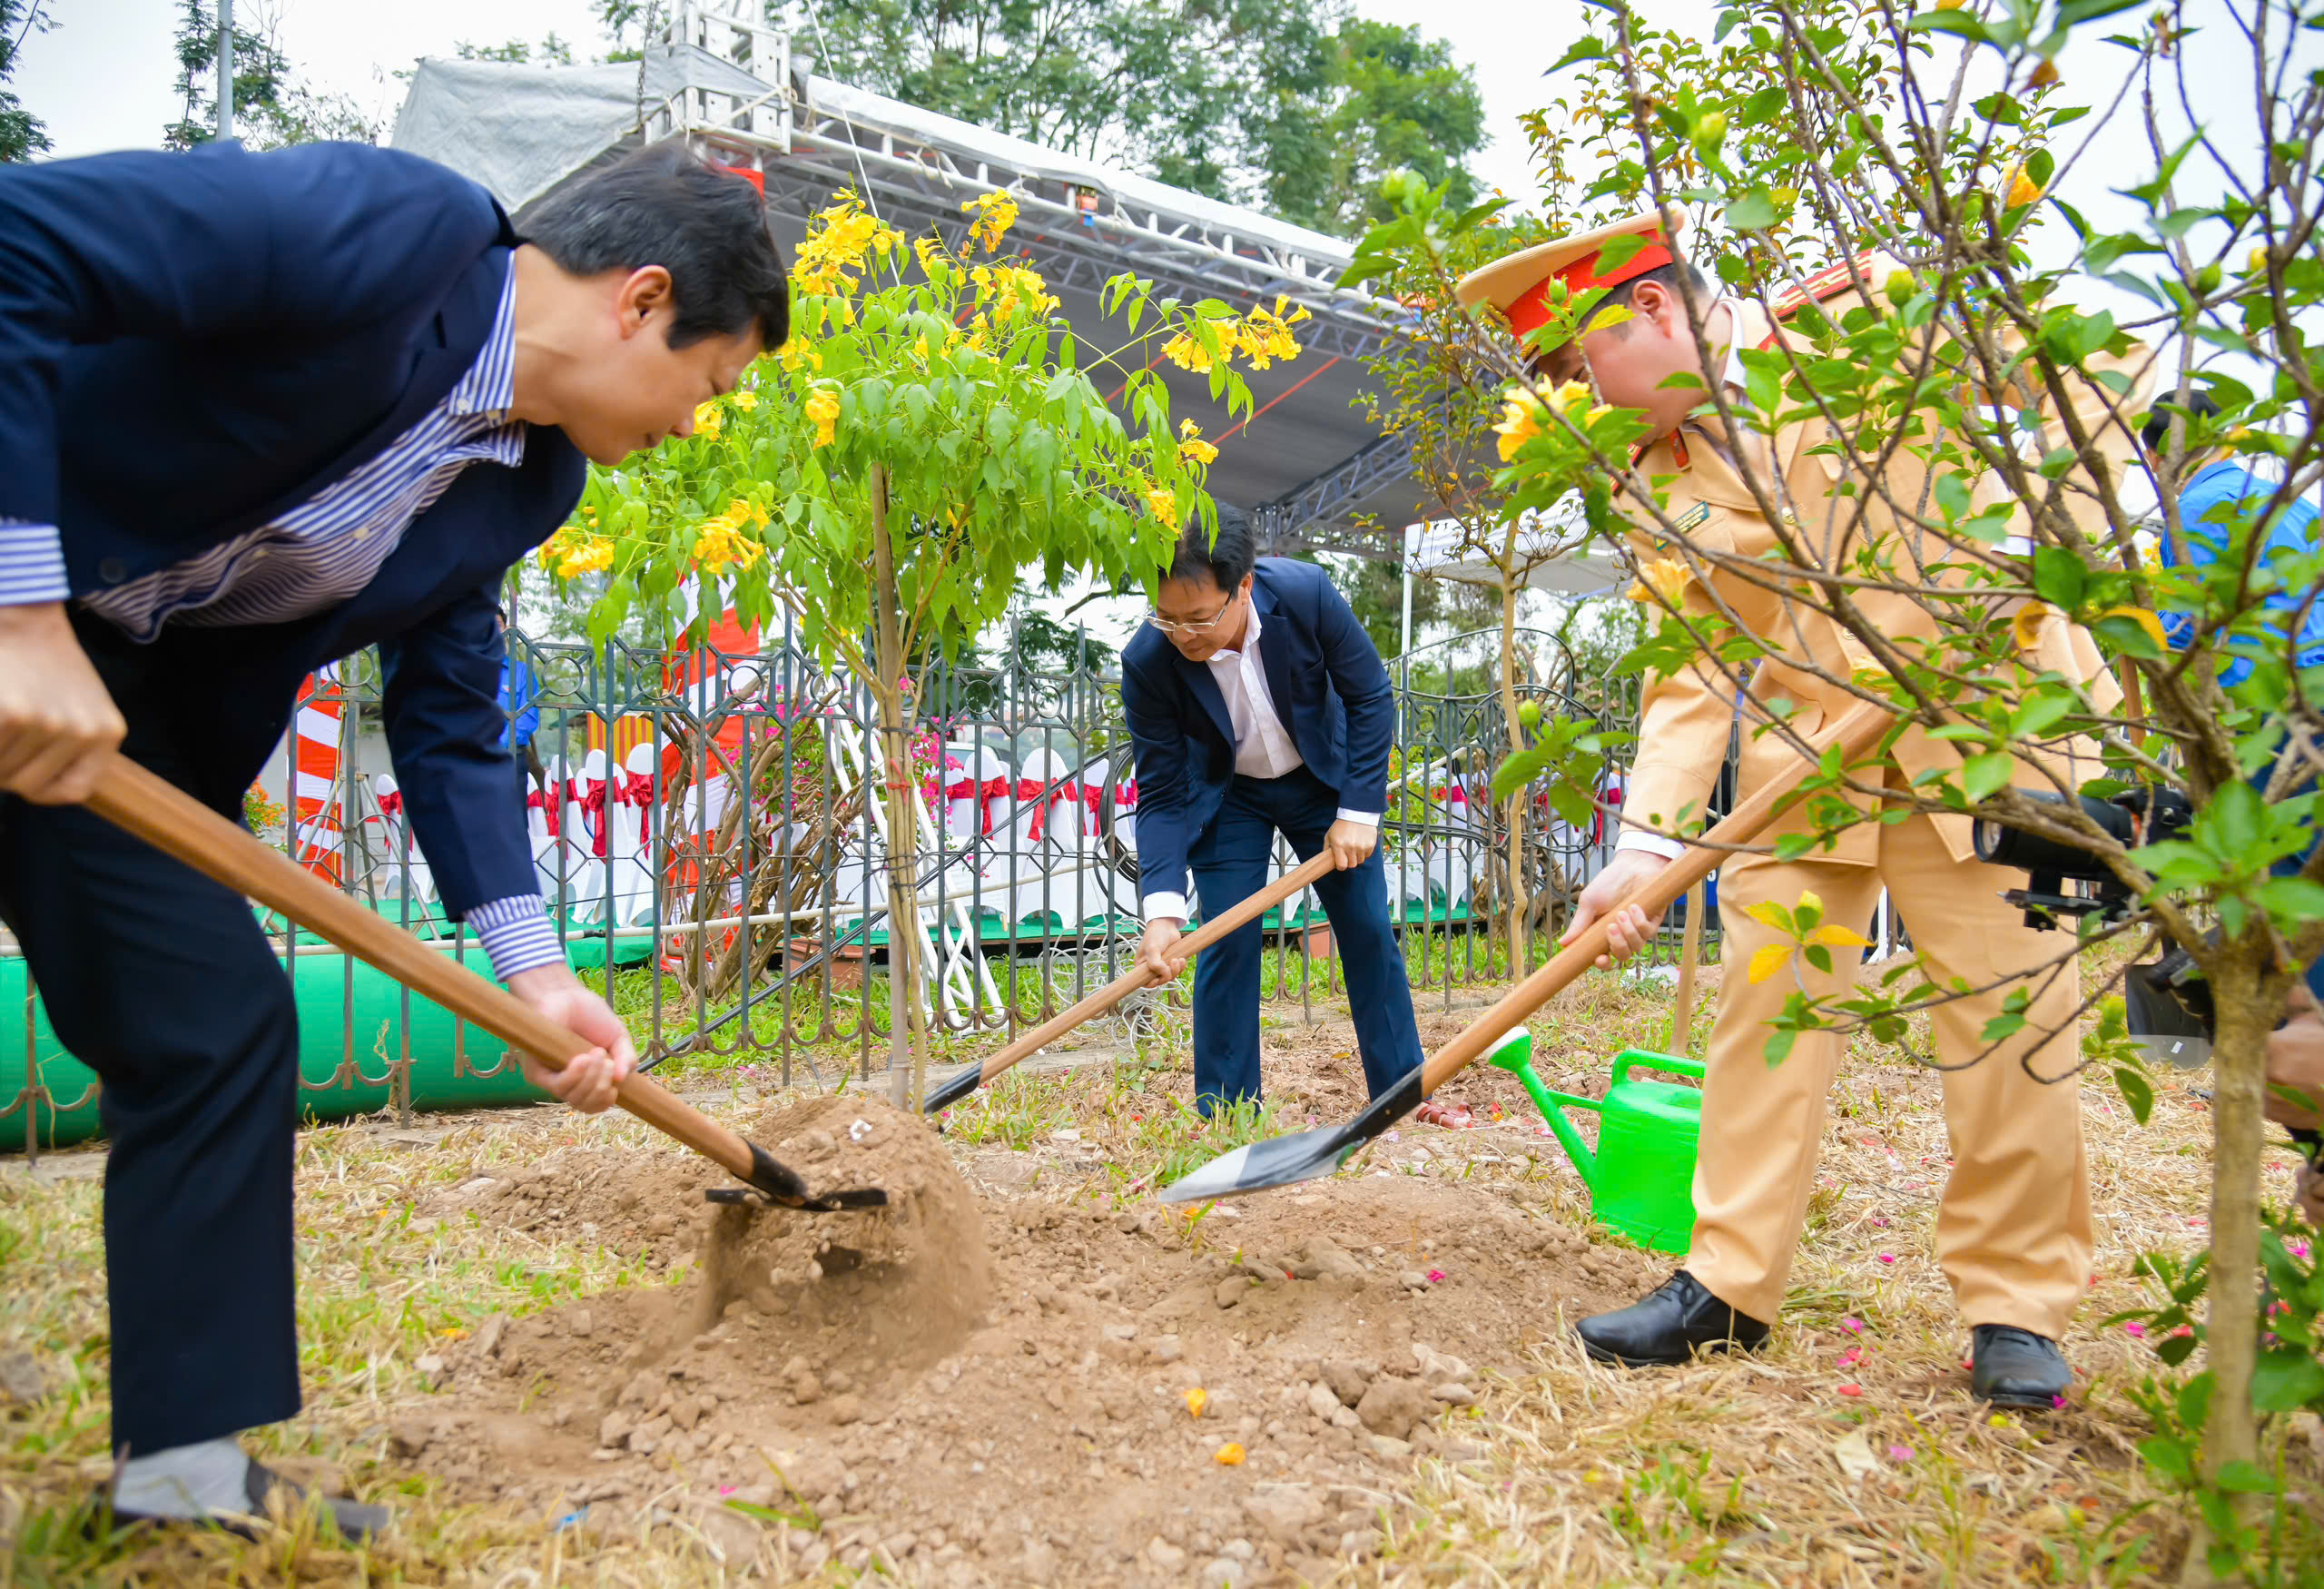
[1612,1050,1707,1089]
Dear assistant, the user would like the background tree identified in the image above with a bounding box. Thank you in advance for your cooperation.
[1346,190,1566,963]
[540,190,1295,1107]
[454,35,577,66]
[0,0,53,163]
[164,0,379,151]
[1356,1,2320,1576]
[768,0,1482,237]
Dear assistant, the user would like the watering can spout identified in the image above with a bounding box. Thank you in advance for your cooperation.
[1483,1028,1599,1192]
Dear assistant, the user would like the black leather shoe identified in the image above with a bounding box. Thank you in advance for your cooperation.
[1971,1325,2070,1408]
[107,1459,389,1542]
[1576,1269,1772,1367]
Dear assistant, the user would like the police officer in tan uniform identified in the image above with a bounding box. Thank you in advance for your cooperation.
[1457,211,2149,1406]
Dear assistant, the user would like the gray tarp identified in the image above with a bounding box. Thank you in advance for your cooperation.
[392,47,775,212]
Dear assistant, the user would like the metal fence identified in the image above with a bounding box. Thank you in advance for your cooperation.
[5,609,1729,1146]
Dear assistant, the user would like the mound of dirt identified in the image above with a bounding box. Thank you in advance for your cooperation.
[389,1103,1662,1587]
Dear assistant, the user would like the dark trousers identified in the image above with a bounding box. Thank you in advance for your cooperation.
[1187,766,1423,1113]
[0,621,301,1456]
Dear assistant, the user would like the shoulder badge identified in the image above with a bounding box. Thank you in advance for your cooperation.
[1759,252,1879,349]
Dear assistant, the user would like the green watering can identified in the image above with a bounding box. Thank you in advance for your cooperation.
[1486,1027,1706,1254]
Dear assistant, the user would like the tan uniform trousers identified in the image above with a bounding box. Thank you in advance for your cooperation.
[1686,800,2095,1338]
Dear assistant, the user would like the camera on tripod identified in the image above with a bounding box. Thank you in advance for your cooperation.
[1972,787,2211,1066]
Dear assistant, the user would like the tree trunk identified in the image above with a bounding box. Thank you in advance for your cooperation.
[2182,966,2271,1585]
[1496,568,1531,972]
[870,467,932,1110]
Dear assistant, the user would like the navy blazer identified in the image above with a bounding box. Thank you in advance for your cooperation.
[1119,558,1395,903]
[0,141,586,916]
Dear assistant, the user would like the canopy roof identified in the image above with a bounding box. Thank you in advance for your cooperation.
[392,18,1435,562]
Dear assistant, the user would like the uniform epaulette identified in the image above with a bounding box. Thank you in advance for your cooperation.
[1758,251,1881,350]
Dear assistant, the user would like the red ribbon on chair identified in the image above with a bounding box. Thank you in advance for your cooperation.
[1017,778,1059,842]
[578,783,610,858]
[377,791,403,821]
[621,772,656,844]
[978,775,1014,835]
[525,787,560,838]
[1079,780,1103,827]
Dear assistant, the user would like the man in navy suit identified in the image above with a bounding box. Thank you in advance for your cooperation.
[1124,509,1423,1112]
[0,140,785,1535]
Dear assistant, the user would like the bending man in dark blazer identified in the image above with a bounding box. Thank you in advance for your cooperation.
[0,141,786,1535]
[1124,510,1424,1111]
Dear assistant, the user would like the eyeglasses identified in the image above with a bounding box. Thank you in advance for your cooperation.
[1146,591,1238,639]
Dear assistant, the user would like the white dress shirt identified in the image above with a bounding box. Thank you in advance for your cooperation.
[1143,602,1378,922]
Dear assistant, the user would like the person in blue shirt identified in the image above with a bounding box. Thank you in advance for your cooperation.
[0,143,785,1538]
[2142,394,2324,684]
[2143,395,2324,1220]
[496,606,546,811]
[497,607,543,755]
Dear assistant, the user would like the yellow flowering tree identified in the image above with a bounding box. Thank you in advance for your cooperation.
[542,187,1301,1105]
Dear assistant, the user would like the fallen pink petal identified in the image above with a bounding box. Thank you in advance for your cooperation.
[1426,1268,1446,1284]
[1876,1253,1896,1264]
[2122,1321,2146,1337]
[1841,1317,1864,1333]
[1837,1383,1862,1397]
[1888,1444,1915,1462]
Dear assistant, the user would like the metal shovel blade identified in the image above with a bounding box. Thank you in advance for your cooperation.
[921,1062,983,1114]
[1158,1070,1423,1204]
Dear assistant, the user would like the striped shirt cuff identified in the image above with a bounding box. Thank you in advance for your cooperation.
[1334,808,1379,827]
[0,520,69,606]
[468,893,566,982]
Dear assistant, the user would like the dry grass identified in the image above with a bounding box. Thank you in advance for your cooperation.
[1,952,2318,1587]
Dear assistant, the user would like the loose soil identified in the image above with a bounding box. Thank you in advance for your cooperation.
[390,1083,1665,1587]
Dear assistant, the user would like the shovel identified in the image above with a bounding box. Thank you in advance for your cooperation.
[922,851,1336,1113]
[85,755,886,1212]
[1159,703,1894,1204]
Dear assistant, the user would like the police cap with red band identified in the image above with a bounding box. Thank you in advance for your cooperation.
[1455,209,1688,349]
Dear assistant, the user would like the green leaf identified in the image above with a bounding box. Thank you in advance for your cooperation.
[1544,33,1605,74]
[1726,190,1779,232]
[2112,1064,2153,1125]
[2259,876,2324,919]
[2211,1459,2280,1495]
[2032,546,2088,609]
[1962,751,2016,803]
[2251,1348,2324,1411]
[2137,1435,2193,1483]
[1908,10,1994,44]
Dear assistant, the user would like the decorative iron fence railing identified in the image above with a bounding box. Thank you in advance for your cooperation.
[4,610,1737,1152]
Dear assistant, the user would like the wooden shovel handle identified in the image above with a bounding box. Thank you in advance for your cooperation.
[1670,879,1705,1054]
[969,850,1337,1088]
[1416,702,1895,1095]
[85,755,765,1187]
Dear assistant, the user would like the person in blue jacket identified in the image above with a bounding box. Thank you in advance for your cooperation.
[1124,509,1424,1112]
[0,140,786,1536]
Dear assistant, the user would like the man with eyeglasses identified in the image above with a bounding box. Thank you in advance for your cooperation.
[1121,508,1424,1113]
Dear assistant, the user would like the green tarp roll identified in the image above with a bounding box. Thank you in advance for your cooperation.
[0,948,552,1154]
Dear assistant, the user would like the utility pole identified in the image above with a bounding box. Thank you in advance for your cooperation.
[216,0,234,141]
